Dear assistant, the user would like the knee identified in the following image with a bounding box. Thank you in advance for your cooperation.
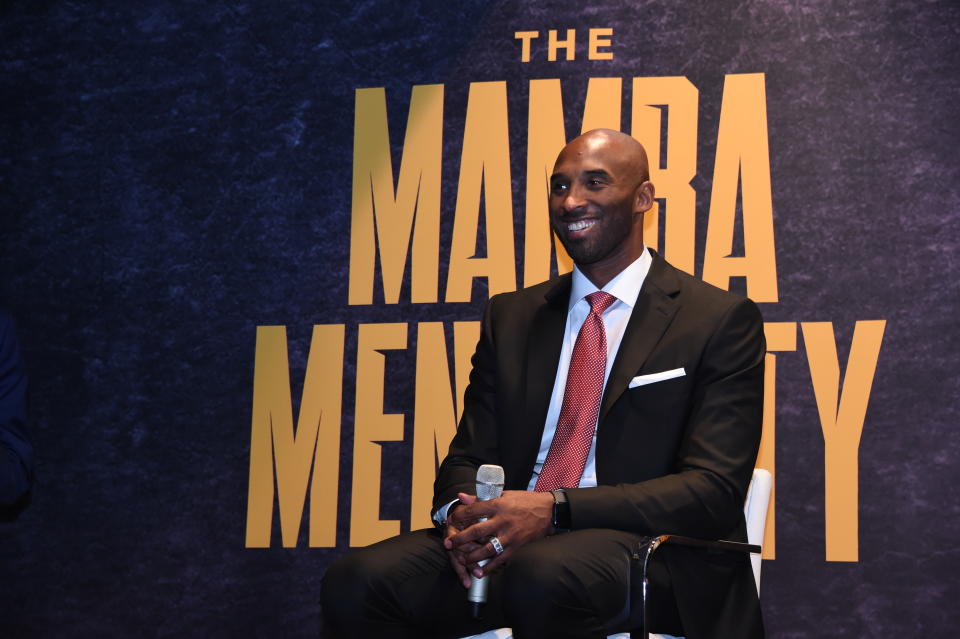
[320,549,383,627]
[501,540,615,638]
[501,542,578,615]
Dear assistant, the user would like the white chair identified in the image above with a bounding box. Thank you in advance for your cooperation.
[460,468,773,639]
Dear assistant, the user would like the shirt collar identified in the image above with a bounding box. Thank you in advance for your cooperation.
[569,247,652,313]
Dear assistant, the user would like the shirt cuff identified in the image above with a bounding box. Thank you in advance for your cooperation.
[432,498,460,526]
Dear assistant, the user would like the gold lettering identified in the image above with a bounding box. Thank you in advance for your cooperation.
[409,321,482,529]
[802,320,886,562]
[245,325,345,548]
[348,85,443,305]
[702,73,778,301]
[351,323,408,546]
[587,28,613,60]
[411,323,457,530]
[514,31,538,62]
[757,322,797,559]
[580,77,622,133]
[547,29,576,61]
[445,82,517,302]
[631,77,698,273]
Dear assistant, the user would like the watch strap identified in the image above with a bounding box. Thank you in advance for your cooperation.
[550,489,571,533]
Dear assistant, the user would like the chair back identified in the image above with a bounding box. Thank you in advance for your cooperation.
[743,468,772,592]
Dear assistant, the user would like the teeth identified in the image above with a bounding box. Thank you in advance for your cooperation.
[567,220,594,232]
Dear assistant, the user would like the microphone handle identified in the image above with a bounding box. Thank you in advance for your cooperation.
[467,516,490,617]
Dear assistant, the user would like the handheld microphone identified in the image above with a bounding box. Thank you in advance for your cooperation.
[467,464,505,618]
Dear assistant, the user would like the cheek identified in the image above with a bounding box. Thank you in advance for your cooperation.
[547,201,563,220]
[548,215,562,234]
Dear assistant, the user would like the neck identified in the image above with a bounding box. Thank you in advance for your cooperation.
[578,244,646,289]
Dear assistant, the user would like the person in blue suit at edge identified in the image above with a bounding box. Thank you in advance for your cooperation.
[0,311,33,516]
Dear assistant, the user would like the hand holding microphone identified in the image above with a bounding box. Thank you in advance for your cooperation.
[465,464,505,618]
[444,465,556,618]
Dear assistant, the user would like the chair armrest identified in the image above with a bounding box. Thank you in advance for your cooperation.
[641,534,760,556]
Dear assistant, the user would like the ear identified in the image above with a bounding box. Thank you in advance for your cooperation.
[633,180,655,215]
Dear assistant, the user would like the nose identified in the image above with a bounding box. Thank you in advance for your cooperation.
[559,184,587,216]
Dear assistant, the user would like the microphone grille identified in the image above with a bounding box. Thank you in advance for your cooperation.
[476,464,505,485]
[476,464,505,501]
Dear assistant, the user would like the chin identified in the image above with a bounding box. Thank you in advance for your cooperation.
[562,245,600,266]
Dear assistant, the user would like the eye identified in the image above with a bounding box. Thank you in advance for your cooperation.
[551,182,568,194]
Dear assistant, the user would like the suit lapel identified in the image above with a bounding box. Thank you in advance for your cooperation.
[521,275,571,460]
[598,252,681,423]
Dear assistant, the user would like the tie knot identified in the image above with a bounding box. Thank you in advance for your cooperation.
[585,291,617,315]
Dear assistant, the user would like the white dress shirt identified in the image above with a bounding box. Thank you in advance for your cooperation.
[434,248,652,524]
[525,248,652,489]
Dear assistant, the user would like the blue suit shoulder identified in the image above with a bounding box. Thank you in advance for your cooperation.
[0,311,33,509]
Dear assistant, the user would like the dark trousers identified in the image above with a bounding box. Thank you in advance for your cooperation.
[320,527,683,639]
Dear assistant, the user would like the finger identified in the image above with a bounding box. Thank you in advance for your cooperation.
[443,517,471,548]
[474,546,511,578]
[446,513,480,534]
[457,499,497,522]
[443,522,463,544]
[446,506,480,531]
[445,493,476,528]
[448,520,496,548]
[448,553,472,588]
[452,540,485,556]
[445,528,485,552]
[448,543,483,568]
[464,538,501,565]
[458,537,507,563]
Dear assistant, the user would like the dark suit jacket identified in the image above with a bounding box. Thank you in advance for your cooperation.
[433,251,765,638]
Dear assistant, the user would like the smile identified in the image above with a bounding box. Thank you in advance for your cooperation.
[567,219,596,232]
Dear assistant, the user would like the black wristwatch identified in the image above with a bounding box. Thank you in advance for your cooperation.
[550,489,571,533]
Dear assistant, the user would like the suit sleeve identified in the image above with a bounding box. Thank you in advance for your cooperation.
[431,296,501,517]
[566,297,765,539]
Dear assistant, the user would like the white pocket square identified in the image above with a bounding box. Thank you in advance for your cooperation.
[628,368,686,388]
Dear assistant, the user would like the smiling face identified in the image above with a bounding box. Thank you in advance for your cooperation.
[549,129,655,288]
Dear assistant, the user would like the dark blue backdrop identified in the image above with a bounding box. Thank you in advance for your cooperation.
[2,1,958,636]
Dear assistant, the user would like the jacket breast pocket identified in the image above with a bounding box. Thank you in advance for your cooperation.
[625,370,692,421]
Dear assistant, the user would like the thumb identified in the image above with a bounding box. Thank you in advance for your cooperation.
[457,492,478,505]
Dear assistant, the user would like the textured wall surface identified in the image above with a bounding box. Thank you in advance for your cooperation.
[1,0,958,636]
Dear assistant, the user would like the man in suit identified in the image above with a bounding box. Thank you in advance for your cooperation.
[322,129,765,639]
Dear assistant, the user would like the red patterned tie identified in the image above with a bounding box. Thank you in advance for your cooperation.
[535,291,617,492]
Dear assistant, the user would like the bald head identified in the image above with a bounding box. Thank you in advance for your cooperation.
[557,129,650,185]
